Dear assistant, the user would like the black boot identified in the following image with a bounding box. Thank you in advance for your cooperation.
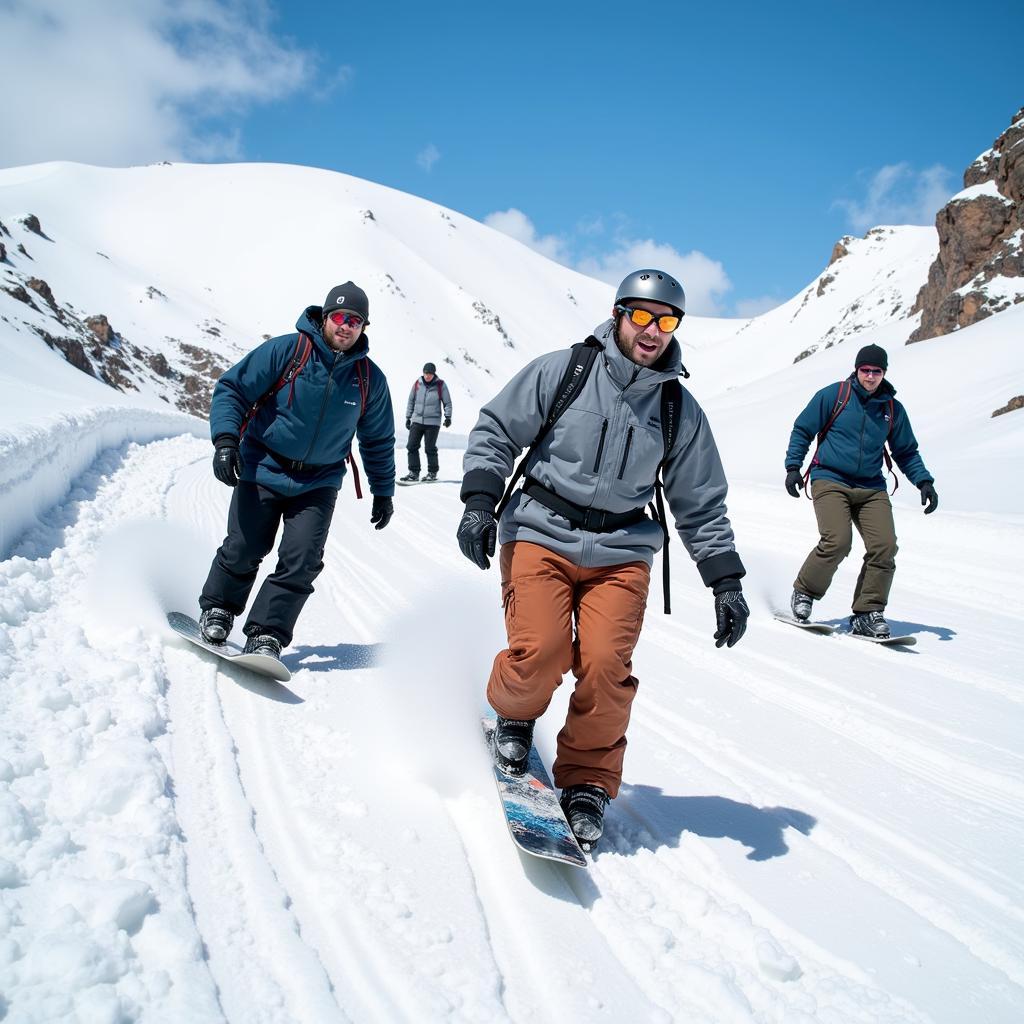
[492,716,535,775]
[199,607,234,644]
[560,784,610,848]
[242,626,283,659]
[850,611,890,639]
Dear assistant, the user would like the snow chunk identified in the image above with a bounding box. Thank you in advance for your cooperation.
[754,930,802,982]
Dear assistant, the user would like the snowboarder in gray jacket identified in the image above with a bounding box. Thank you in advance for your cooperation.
[457,269,748,847]
[402,362,452,481]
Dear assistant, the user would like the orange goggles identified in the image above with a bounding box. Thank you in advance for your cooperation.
[616,305,681,333]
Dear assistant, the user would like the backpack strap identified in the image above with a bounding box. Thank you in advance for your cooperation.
[495,337,603,518]
[801,380,851,498]
[346,359,372,499]
[239,332,313,437]
[882,397,899,494]
[647,378,684,614]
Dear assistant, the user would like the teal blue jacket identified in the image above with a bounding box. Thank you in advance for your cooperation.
[210,307,395,496]
[785,376,932,490]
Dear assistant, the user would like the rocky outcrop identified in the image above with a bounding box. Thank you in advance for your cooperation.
[85,314,117,344]
[910,107,1024,342]
[992,395,1024,417]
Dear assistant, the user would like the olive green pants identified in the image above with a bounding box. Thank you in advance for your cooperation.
[794,480,898,613]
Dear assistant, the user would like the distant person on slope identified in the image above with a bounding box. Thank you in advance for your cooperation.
[197,282,396,660]
[457,269,748,849]
[402,361,452,482]
[784,343,938,638]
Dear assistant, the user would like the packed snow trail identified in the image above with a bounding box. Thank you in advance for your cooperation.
[1,435,1022,1022]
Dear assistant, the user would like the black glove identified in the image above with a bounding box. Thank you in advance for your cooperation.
[457,506,497,570]
[405,418,412,430]
[371,495,394,531]
[713,586,749,649]
[213,437,242,487]
[785,468,803,498]
[919,480,938,515]
[444,417,451,428]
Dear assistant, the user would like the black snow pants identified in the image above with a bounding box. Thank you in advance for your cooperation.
[200,481,338,646]
[407,422,440,475]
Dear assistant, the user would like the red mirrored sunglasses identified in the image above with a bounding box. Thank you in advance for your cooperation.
[327,311,364,328]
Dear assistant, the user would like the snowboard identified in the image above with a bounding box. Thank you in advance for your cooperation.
[481,718,588,867]
[849,633,917,647]
[397,477,439,486]
[774,615,835,635]
[166,611,292,682]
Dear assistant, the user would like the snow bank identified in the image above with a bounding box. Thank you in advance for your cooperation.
[0,406,201,556]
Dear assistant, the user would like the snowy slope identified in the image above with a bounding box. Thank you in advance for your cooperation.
[1,161,1023,1024]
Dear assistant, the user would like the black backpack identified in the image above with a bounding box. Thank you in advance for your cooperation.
[496,336,684,613]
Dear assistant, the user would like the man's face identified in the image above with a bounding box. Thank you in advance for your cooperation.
[423,372,435,382]
[613,300,677,367]
[323,310,364,352]
[857,365,885,394]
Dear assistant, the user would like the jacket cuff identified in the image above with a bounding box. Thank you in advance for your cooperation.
[460,468,505,506]
[712,576,743,596]
[213,432,239,449]
[697,551,746,589]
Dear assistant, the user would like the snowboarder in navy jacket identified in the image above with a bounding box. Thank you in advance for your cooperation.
[197,282,396,657]
[784,343,937,638]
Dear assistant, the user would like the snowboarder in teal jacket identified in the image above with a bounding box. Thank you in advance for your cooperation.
[784,344,938,638]
[198,283,396,657]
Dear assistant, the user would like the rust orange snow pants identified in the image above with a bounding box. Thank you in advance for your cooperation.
[487,541,650,798]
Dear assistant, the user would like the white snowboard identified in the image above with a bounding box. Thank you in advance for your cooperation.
[166,612,292,682]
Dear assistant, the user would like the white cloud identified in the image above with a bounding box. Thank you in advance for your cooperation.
[484,208,570,263]
[0,0,326,167]
[733,295,782,318]
[577,240,733,317]
[416,144,441,172]
[833,163,955,232]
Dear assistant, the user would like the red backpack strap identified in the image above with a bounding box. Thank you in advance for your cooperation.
[883,398,899,494]
[240,332,312,437]
[802,380,851,497]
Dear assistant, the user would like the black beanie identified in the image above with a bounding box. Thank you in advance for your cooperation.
[855,344,888,371]
[423,362,436,374]
[322,282,369,323]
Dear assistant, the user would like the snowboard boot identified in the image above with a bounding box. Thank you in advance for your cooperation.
[560,784,610,848]
[400,472,419,483]
[850,610,891,639]
[199,607,234,644]
[242,632,283,659]
[492,716,535,776]
[424,471,438,482]
[790,589,814,622]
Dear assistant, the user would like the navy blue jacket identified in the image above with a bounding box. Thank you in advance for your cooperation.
[210,307,395,497]
[785,376,932,490]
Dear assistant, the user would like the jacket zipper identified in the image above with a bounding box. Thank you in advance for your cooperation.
[302,350,340,464]
[617,427,634,479]
[593,420,608,472]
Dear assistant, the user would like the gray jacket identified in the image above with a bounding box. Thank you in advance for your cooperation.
[461,319,744,585]
[406,376,452,425]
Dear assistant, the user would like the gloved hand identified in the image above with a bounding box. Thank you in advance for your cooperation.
[713,585,749,649]
[919,480,938,515]
[405,418,412,430]
[213,437,242,487]
[444,417,451,428]
[785,468,803,498]
[371,495,394,530]
[457,506,497,570]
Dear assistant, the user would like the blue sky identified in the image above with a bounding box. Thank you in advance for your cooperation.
[1,0,1020,315]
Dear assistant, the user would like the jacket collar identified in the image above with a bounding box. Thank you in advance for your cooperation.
[593,319,683,392]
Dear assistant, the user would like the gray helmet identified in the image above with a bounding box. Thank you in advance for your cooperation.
[615,269,686,317]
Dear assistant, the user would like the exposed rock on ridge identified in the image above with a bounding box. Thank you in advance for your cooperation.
[910,106,1024,342]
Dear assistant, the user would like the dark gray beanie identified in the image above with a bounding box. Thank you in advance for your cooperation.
[423,362,436,374]
[322,282,369,323]
[855,344,888,371]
